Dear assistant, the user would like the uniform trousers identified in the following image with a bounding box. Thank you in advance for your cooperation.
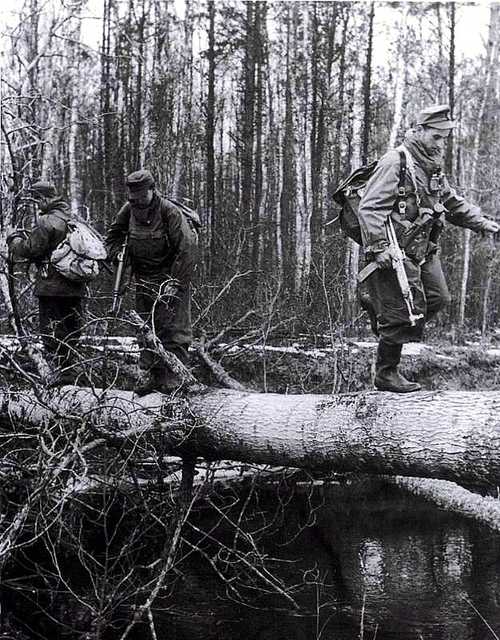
[38,296,83,368]
[135,277,190,372]
[367,252,451,345]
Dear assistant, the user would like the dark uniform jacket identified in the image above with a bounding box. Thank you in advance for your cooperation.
[358,145,490,262]
[106,193,198,345]
[9,199,86,298]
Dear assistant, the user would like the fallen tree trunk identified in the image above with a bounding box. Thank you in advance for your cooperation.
[1,386,500,485]
[385,476,500,532]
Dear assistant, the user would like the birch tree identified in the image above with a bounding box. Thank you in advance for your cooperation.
[294,3,312,296]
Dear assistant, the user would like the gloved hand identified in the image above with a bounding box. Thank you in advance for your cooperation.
[373,247,394,269]
[481,219,500,235]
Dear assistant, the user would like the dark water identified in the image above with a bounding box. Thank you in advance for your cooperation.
[172,477,500,640]
[5,476,500,639]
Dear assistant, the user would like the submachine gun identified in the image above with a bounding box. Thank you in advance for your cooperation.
[357,211,443,327]
[111,234,129,316]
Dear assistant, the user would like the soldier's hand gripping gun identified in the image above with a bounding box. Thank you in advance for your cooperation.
[111,234,129,316]
[358,217,424,327]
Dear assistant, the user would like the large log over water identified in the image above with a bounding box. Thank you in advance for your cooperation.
[1,386,499,485]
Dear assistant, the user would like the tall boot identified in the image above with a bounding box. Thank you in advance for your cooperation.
[374,340,421,393]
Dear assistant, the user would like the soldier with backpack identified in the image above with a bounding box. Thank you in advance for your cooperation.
[105,169,199,395]
[354,104,499,392]
[7,181,101,384]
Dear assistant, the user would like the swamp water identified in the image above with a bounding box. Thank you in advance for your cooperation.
[168,477,500,640]
[5,476,500,640]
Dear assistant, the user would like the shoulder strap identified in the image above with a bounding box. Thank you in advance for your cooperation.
[396,150,407,218]
[397,145,421,205]
[398,149,406,190]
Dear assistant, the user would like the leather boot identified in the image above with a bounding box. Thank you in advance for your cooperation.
[374,340,421,393]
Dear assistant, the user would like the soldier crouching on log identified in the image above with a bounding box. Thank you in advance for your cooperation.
[358,104,499,393]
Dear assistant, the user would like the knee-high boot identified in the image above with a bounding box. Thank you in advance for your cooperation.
[374,340,421,393]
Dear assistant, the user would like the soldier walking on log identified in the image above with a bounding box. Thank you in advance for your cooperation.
[106,170,199,395]
[358,104,499,393]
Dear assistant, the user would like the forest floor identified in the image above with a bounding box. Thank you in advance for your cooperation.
[2,332,500,394]
[213,335,500,394]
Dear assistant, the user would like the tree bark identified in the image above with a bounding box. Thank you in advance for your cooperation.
[3,387,500,486]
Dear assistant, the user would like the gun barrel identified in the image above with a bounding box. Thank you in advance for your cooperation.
[111,236,129,316]
[386,218,424,327]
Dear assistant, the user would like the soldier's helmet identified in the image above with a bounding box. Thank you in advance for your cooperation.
[416,104,455,130]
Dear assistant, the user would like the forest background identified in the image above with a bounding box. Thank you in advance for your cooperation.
[2,3,500,639]
[1,0,500,343]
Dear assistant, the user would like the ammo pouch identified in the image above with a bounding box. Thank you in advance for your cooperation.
[398,207,444,263]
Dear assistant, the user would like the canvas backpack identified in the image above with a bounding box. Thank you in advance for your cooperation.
[51,219,108,282]
[162,196,201,248]
[331,151,407,245]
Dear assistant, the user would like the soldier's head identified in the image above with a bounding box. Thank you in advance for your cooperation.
[29,180,57,210]
[126,169,155,209]
[414,104,454,158]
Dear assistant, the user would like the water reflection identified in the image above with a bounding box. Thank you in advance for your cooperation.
[169,478,500,640]
[309,480,500,640]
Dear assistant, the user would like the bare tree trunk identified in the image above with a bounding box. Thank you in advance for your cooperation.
[252,2,266,274]
[240,1,256,267]
[332,9,349,183]
[361,2,374,164]
[67,11,83,215]
[206,0,216,274]
[172,0,194,196]
[445,2,456,175]
[294,3,312,296]
[280,4,296,292]
[310,2,337,253]
[458,228,471,328]
[388,5,409,149]
[269,30,283,279]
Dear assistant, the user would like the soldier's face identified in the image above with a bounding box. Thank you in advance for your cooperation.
[128,188,154,209]
[418,126,451,158]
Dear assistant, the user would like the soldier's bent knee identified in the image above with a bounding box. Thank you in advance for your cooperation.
[427,292,451,315]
